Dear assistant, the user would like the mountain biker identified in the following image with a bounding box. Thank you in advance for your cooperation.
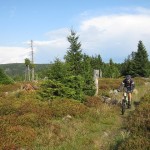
[118,75,135,108]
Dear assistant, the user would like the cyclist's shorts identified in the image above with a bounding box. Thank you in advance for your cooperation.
[124,87,132,93]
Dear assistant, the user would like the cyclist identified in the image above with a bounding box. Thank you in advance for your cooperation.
[118,75,135,108]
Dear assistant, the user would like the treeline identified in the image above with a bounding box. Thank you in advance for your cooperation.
[121,41,150,77]
[0,63,49,81]
[38,30,150,101]
[40,37,150,80]
[0,30,150,101]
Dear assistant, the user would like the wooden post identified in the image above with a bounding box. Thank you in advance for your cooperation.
[94,70,99,96]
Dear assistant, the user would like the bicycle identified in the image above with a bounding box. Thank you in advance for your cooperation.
[121,92,129,115]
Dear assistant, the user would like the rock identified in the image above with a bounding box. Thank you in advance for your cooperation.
[111,99,118,105]
[109,89,118,95]
[102,96,111,104]
[22,83,38,91]
[4,92,8,96]
[113,89,118,95]
[62,115,72,121]
[133,89,138,95]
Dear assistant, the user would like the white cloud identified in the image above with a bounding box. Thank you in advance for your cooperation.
[45,28,70,40]
[78,13,150,62]
[33,38,69,63]
[33,30,70,63]
[0,29,70,64]
[34,39,68,48]
[22,28,70,63]
[0,47,30,64]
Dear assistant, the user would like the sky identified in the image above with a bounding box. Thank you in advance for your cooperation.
[0,0,150,64]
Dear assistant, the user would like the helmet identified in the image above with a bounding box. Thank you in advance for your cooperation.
[126,75,131,80]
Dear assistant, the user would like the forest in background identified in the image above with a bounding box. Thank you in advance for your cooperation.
[0,63,49,81]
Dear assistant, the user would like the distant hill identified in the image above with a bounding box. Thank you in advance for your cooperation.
[0,68,14,84]
[0,63,50,79]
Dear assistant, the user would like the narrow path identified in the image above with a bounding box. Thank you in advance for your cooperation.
[105,83,150,150]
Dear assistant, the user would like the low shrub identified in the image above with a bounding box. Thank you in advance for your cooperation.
[84,96,102,108]
[0,125,36,150]
[134,77,146,86]
[18,113,39,127]
[118,135,150,150]
[0,100,17,115]
[98,78,121,90]
[50,98,88,118]
[39,79,83,101]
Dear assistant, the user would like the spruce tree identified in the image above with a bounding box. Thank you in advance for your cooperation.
[133,41,149,77]
[82,54,96,96]
[39,30,97,101]
[121,54,135,76]
[47,58,68,81]
[91,54,103,69]
[103,59,120,78]
[64,30,83,76]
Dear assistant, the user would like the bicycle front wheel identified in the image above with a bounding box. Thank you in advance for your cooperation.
[122,101,126,115]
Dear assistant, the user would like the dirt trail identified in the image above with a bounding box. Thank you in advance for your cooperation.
[100,83,150,150]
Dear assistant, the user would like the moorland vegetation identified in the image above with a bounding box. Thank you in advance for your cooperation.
[0,30,150,149]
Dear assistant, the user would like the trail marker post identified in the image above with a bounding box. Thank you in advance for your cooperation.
[94,70,99,96]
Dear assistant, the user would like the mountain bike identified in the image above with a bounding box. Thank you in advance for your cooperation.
[121,92,129,115]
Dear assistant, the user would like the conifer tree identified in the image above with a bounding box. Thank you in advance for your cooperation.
[90,54,103,73]
[64,30,83,76]
[39,30,97,101]
[121,54,135,76]
[47,58,68,81]
[103,59,120,78]
[82,54,96,96]
[133,41,149,77]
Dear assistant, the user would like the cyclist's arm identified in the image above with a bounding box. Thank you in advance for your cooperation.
[118,82,125,92]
